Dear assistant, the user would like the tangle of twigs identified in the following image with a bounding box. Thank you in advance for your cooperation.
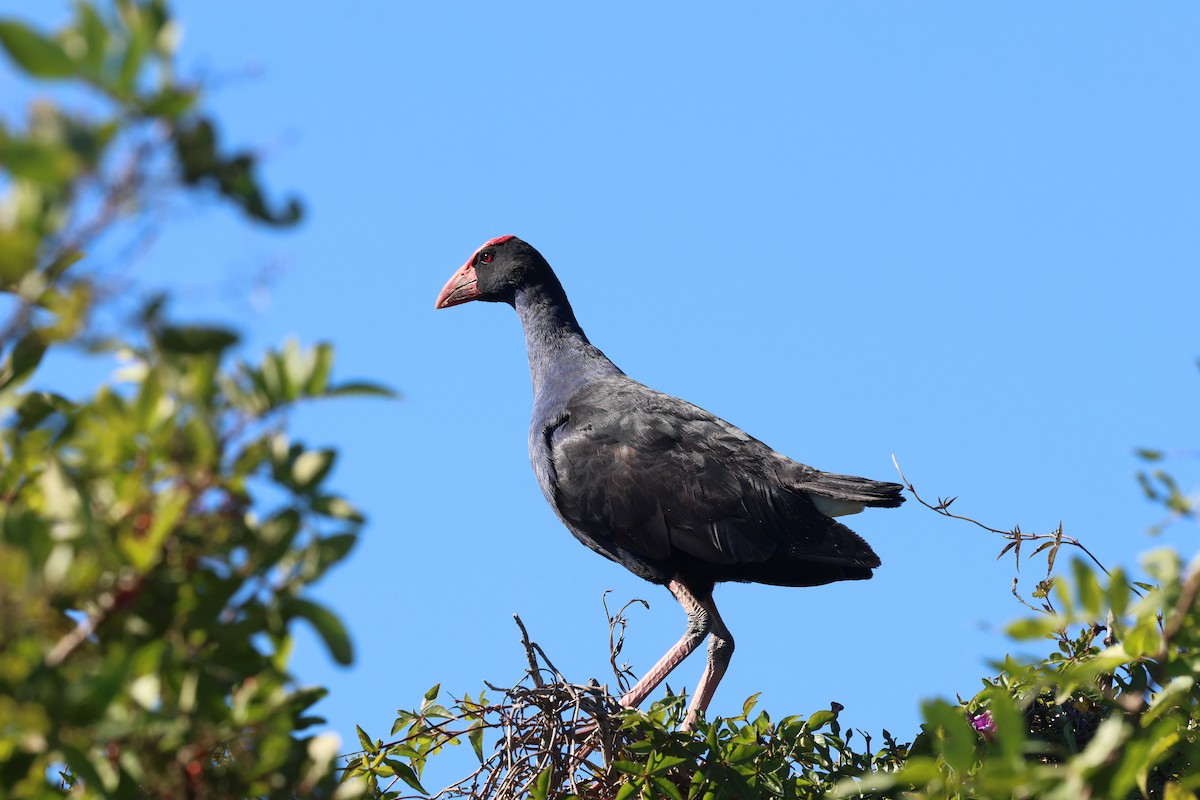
[342,614,649,800]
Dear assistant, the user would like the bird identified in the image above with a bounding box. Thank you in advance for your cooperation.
[435,235,903,730]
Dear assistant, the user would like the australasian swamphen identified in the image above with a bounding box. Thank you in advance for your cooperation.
[435,235,903,729]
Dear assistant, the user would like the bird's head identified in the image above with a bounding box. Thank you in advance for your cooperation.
[435,235,548,309]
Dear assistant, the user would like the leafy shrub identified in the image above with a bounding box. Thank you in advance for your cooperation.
[0,2,389,797]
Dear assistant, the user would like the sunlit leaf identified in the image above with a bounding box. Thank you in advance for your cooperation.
[1072,558,1104,617]
[356,724,372,752]
[0,226,39,285]
[0,138,80,183]
[0,20,77,77]
[468,719,485,763]
[807,710,836,731]
[1006,615,1063,640]
[292,448,335,491]
[614,780,640,800]
[307,342,334,395]
[1143,676,1193,726]
[313,495,365,523]
[422,704,452,720]
[920,698,976,775]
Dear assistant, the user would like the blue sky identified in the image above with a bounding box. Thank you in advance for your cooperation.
[4,0,1200,776]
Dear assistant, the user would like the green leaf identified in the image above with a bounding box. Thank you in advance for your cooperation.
[374,757,404,783]
[1143,728,1184,796]
[652,776,685,800]
[116,10,148,95]
[315,532,358,572]
[807,710,835,731]
[45,247,85,282]
[0,20,77,78]
[1006,615,1061,640]
[287,597,353,665]
[468,720,485,763]
[920,698,976,775]
[139,86,197,117]
[0,332,47,390]
[1143,548,1181,584]
[75,2,107,74]
[1072,558,1104,616]
[38,458,82,525]
[119,486,188,572]
[157,324,239,355]
[529,766,553,800]
[68,659,129,721]
[1075,715,1128,770]
[257,508,302,569]
[0,227,39,285]
[390,710,416,736]
[0,138,80,183]
[390,760,427,795]
[422,704,453,720]
[1107,567,1131,617]
[172,117,304,226]
[327,380,398,398]
[306,342,334,394]
[979,689,1025,762]
[1123,619,1158,658]
[356,724,372,751]
[648,754,688,775]
[15,391,73,429]
[1143,675,1194,725]
[134,365,164,428]
[1163,780,1196,800]
[423,684,441,703]
[292,448,335,491]
[313,496,365,523]
[614,781,640,800]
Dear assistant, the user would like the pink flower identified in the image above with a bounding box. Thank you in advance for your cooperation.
[969,710,995,741]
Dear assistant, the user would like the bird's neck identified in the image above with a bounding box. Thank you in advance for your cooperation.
[514,284,622,408]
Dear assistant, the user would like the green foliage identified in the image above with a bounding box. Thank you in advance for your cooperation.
[0,1,389,797]
[0,0,299,301]
[833,548,1200,800]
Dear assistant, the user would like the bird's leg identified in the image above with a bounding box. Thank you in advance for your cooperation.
[681,596,734,731]
[617,579,711,711]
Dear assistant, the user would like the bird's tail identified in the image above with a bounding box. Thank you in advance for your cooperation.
[798,472,905,516]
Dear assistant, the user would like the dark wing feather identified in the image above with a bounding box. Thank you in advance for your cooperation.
[547,376,881,586]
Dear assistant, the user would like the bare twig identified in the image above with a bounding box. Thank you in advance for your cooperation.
[602,591,649,695]
[513,614,544,689]
[891,456,1141,603]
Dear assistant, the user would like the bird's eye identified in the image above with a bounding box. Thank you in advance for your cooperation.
[480,252,493,264]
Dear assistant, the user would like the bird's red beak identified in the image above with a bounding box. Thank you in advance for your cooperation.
[435,260,479,309]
